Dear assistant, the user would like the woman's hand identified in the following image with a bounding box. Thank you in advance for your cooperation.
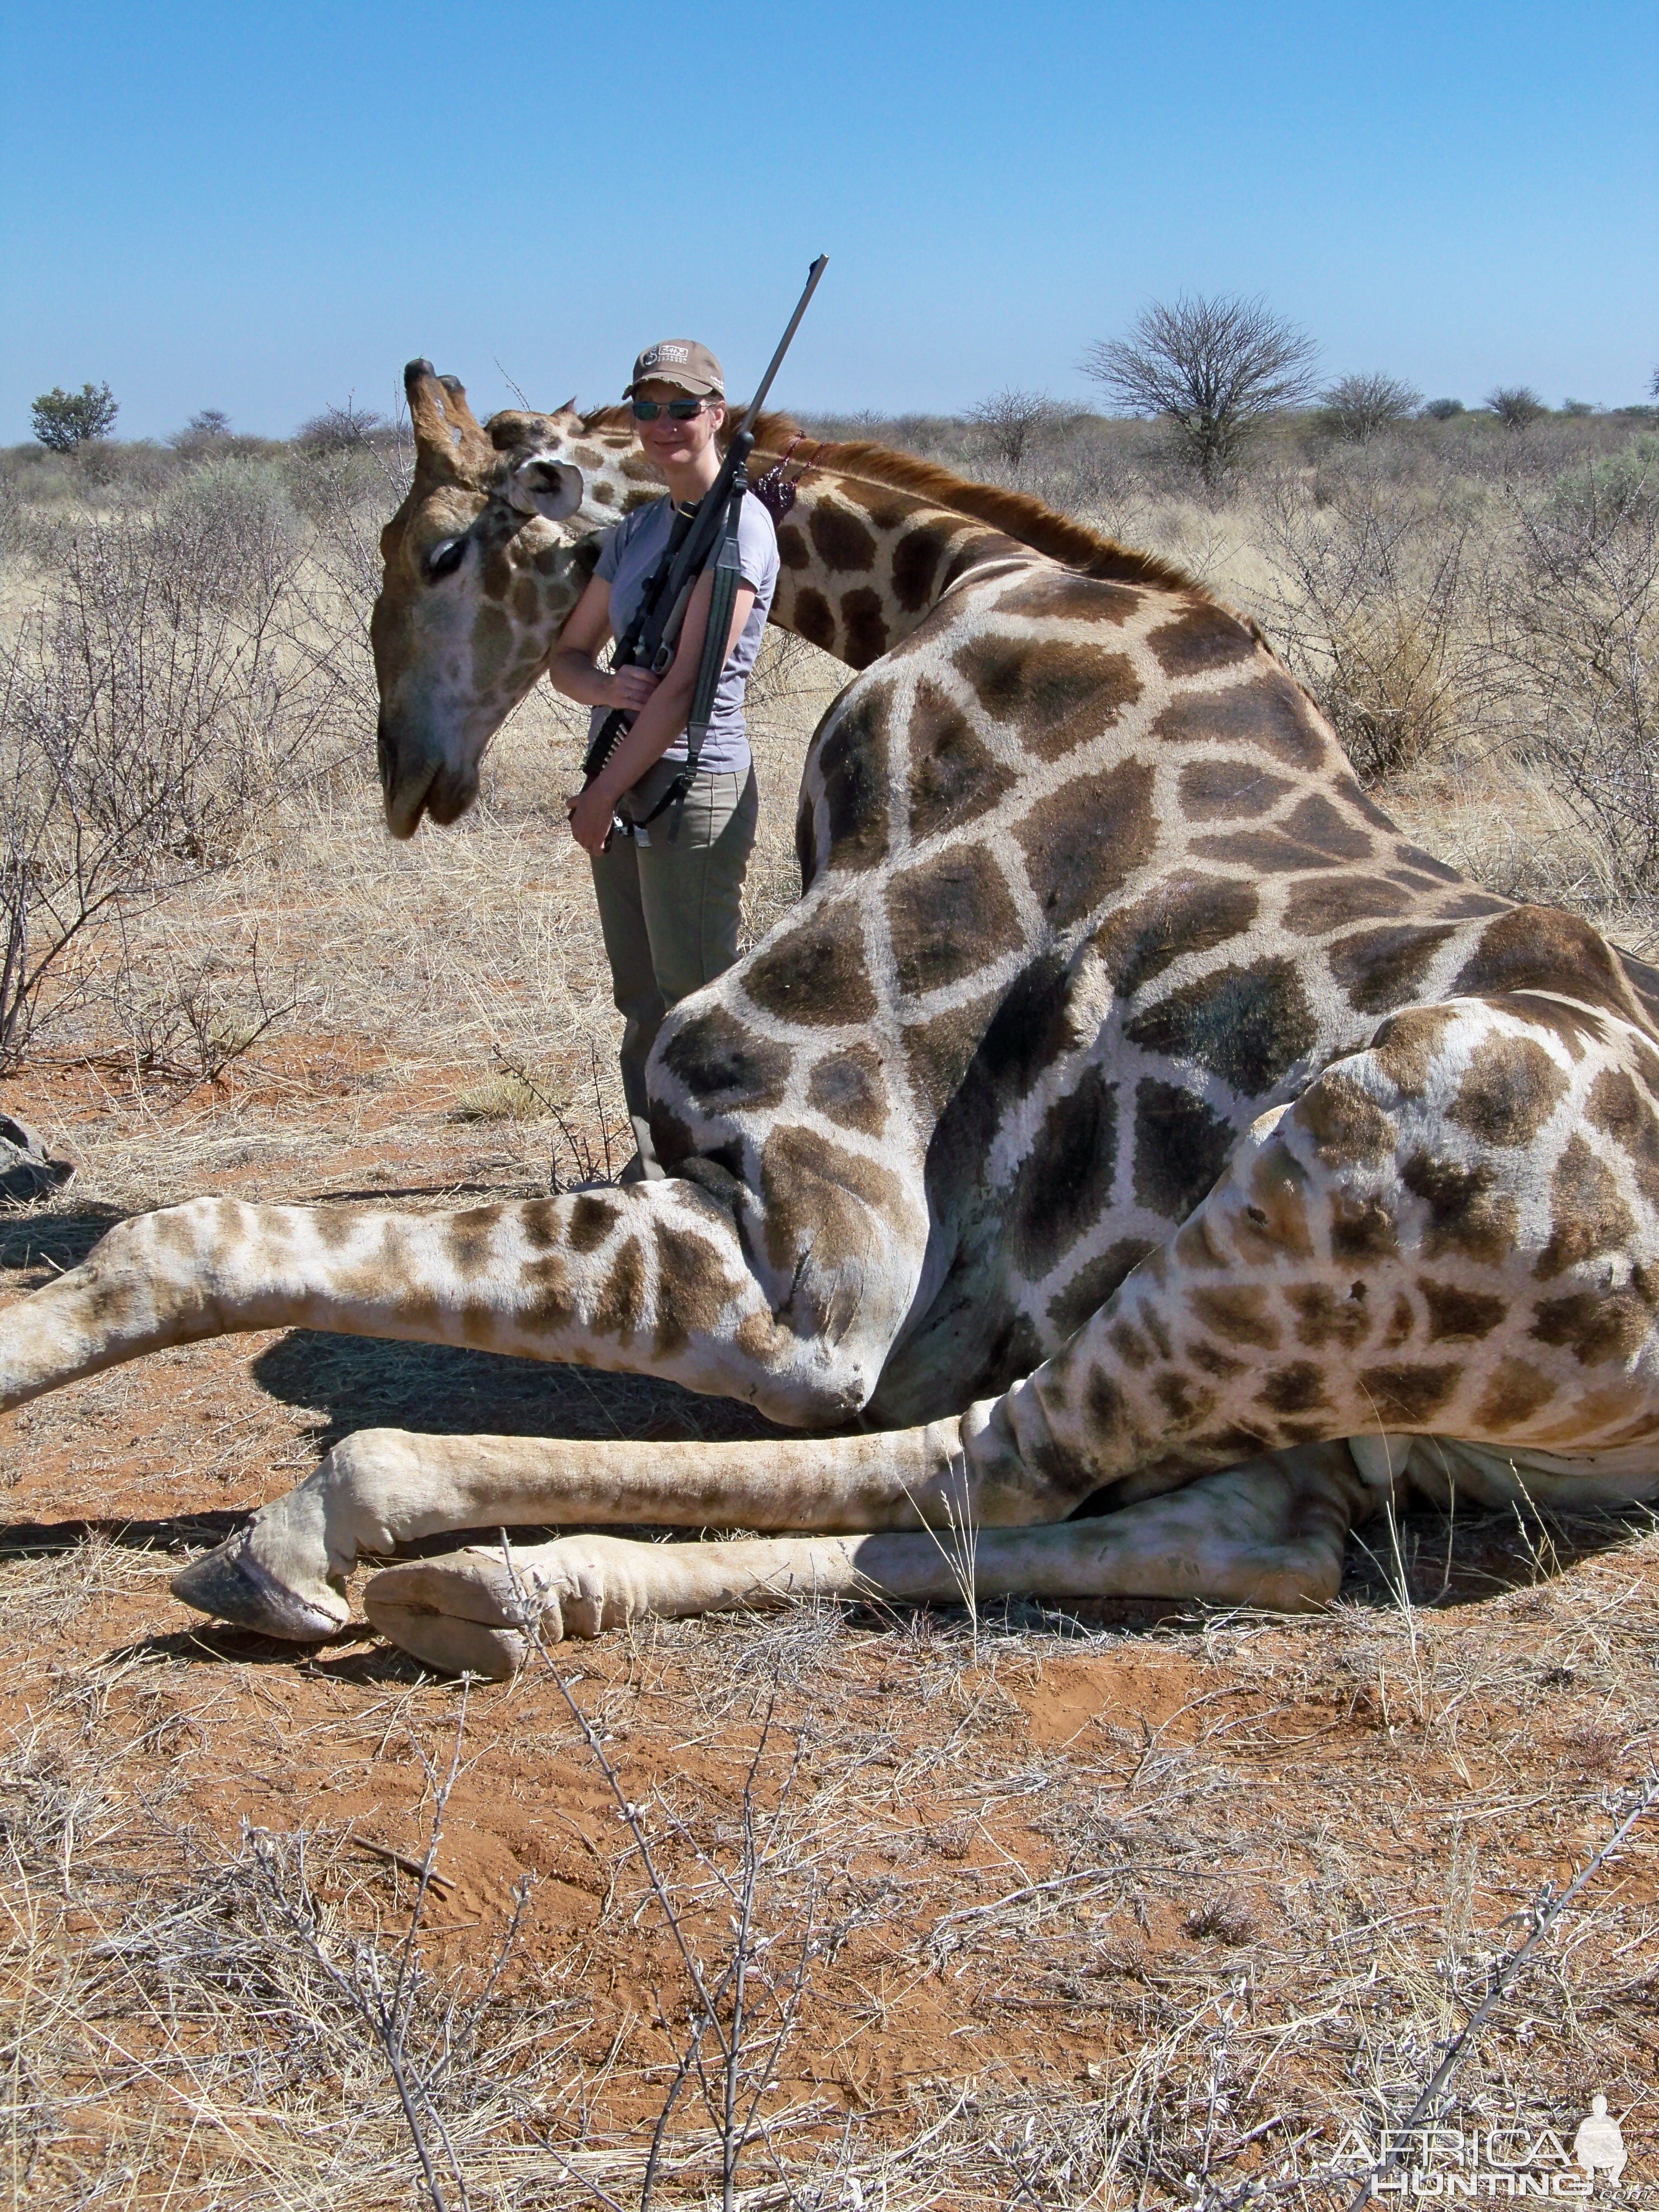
[567,781,617,857]
[606,665,661,713]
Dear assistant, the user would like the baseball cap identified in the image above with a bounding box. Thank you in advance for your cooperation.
[624,340,725,399]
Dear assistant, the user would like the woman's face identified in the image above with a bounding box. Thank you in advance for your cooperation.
[633,379,724,472]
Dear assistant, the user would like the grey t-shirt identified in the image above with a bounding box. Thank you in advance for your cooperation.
[591,490,780,776]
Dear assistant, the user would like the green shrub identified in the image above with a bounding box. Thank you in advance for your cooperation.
[30,382,118,451]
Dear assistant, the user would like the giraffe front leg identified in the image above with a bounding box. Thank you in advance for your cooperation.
[0,1170,924,1426]
[169,1406,1089,1642]
[359,1442,1366,1677]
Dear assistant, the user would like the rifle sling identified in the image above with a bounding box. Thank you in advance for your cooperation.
[630,476,748,842]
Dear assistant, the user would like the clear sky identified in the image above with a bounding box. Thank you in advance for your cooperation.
[4,0,1655,442]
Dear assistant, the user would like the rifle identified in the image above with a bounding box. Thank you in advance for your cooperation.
[580,254,828,843]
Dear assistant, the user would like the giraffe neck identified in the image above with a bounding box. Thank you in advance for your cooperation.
[565,409,1100,671]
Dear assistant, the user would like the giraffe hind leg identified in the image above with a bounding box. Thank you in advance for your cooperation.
[360,1441,1369,1677]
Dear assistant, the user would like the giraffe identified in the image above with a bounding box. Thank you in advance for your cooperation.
[3,356,1658,1678]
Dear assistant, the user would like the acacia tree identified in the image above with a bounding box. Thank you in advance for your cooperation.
[296,398,384,451]
[30,383,118,452]
[1485,385,1546,432]
[968,387,1054,470]
[1319,372,1422,442]
[1081,294,1317,486]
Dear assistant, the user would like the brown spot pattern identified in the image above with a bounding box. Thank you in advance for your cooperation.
[1531,1287,1653,1366]
[1448,1034,1569,1148]
[1533,1135,1636,1280]
[567,1195,619,1254]
[1094,878,1259,1000]
[1125,958,1317,1095]
[1328,924,1455,1016]
[1286,1282,1372,1350]
[791,585,836,650]
[1297,1068,1397,1168]
[1014,758,1157,928]
[1371,1004,1460,1095]
[650,1224,741,1360]
[806,1044,889,1135]
[1283,876,1413,935]
[1151,672,1328,769]
[759,1124,906,1281]
[1133,1078,1235,1219]
[589,1236,647,1343]
[1009,1067,1118,1271]
[1401,1152,1519,1264]
[1587,1066,1659,1206]
[907,679,1018,842]
[1147,602,1257,677]
[808,502,878,573]
[1177,759,1294,818]
[662,1006,792,1109]
[1473,1355,1557,1430]
[744,907,877,1026]
[840,587,889,667]
[1189,1284,1281,1349]
[891,526,943,611]
[1419,1278,1509,1342]
[886,848,1019,998]
[1453,905,1636,1018]
[815,690,890,871]
[953,635,1139,758]
[1045,1239,1157,1337]
[1358,1362,1460,1425]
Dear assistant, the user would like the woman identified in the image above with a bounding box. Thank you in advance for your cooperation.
[550,341,780,1183]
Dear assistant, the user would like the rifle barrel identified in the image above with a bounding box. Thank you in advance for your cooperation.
[735,254,828,438]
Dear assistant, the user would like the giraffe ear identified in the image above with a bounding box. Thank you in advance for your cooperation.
[405,358,489,479]
[505,457,583,520]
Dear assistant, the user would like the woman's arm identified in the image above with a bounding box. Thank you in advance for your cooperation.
[547,575,661,714]
[567,571,757,855]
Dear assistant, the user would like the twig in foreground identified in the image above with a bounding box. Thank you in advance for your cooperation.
[1344,1773,1659,2212]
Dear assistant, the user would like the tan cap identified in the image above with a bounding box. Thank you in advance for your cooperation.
[624,340,725,398]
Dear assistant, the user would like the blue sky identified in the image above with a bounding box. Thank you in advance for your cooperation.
[4,0,1655,442]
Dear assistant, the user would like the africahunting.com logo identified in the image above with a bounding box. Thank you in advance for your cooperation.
[1336,2095,1632,2198]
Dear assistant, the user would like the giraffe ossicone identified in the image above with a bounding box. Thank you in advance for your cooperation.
[5,356,1659,1677]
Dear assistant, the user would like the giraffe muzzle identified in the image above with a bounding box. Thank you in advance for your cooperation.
[379,723,462,839]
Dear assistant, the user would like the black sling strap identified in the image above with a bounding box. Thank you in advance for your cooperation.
[628,471,749,842]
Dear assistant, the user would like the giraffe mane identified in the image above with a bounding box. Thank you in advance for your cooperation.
[581,404,1206,595]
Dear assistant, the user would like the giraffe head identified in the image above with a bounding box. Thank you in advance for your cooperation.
[372,362,646,837]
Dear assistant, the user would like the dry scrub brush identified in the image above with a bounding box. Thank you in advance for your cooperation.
[0,445,403,1075]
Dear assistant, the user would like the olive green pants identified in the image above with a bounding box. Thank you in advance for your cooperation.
[590,758,759,1180]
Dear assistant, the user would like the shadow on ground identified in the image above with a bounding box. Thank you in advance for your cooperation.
[0,1202,124,1274]
[250,1328,799,1453]
[98,1619,428,1682]
[1339,1498,1655,1608]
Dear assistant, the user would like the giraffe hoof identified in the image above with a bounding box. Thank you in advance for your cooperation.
[362,1548,557,1678]
[171,1533,347,1642]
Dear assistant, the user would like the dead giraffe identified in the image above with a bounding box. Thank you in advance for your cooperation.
[3,357,1658,1677]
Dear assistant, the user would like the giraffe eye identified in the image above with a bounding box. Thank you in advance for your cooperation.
[426,538,467,582]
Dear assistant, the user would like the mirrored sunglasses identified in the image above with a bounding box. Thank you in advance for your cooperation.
[630,397,714,421]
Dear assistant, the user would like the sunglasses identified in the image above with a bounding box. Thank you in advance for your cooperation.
[630,396,717,421]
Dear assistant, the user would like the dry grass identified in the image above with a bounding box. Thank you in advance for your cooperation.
[1,419,1657,2204]
[1,1524,1655,2206]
